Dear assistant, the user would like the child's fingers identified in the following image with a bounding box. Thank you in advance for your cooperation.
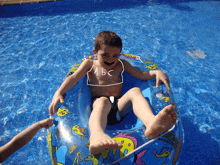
[45,119,55,129]
[156,78,171,92]
[60,98,65,104]
[52,103,57,114]
[49,118,55,121]
[163,78,171,92]
[156,79,160,88]
[49,104,53,116]
[164,81,171,92]
[50,99,62,115]
[49,103,56,116]
[40,118,55,129]
[49,94,65,116]
[48,118,55,128]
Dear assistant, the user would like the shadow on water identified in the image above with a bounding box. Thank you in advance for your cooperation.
[179,117,220,165]
[0,0,213,18]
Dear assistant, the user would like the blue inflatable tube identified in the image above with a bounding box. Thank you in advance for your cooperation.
[47,53,184,165]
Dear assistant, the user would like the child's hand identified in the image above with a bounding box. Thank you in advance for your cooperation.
[155,70,171,92]
[49,92,65,116]
[39,118,55,129]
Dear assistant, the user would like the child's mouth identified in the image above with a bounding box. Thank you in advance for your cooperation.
[104,61,115,66]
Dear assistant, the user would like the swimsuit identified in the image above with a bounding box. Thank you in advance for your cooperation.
[92,96,126,125]
[88,59,125,125]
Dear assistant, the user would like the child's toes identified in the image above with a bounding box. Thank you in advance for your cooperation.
[164,105,174,113]
[170,110,176,115]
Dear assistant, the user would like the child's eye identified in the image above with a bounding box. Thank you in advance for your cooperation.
[102,54,108,58]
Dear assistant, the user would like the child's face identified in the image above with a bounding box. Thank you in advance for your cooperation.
[93,45,121,69]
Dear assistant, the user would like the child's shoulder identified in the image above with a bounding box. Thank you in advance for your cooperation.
[119,59,135,71]
[119,59,130,66]
[82,59,94,66]
[119,59,127,63]
[79,59,94,71]
[83,58,94,64]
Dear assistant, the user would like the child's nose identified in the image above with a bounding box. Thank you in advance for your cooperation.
[107,57,113,61]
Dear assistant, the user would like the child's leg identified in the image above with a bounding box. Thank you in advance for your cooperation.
[118,87,177,139]
[89,97,122,155]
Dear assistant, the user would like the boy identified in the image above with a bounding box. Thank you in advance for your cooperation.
[49,31,177,155]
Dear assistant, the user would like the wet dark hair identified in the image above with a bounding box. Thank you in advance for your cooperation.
[94,31,123,52]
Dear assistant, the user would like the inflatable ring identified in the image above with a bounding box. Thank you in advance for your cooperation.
[47,53,184,165]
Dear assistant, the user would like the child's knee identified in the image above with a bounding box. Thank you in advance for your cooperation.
[93,97,111,108]
[129,87,142,94]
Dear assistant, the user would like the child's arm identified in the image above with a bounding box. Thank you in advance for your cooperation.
[49,59,93,115]
[122,59,171,92]
[0,118,55,163]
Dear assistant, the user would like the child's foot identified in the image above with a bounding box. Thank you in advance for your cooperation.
[89,132,122,155]
[145,104,177,139]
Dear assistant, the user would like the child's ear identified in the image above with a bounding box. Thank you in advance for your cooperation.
[93,49,97,57]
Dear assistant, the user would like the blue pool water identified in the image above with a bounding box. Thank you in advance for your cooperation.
[0,0,220,164]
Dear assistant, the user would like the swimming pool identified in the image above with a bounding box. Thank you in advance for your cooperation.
[0,0,219,164]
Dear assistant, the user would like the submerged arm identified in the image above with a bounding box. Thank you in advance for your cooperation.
[0,118,54,163]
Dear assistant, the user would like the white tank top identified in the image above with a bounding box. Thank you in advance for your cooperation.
[87,59,124,87]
